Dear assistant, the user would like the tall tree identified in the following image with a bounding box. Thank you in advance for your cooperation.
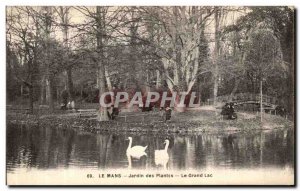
[96,6,110,121]
[6,7,41,113]
[226,7,294,116]
[56,6,74,101]
[40,6,55,111]
[212,7,221,105]
[137,7,214,94]
[74,6,124,121]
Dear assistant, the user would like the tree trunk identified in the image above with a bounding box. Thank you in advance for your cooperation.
[28,85,34,114]
[66,68,74,100]
[130,17,143,91]
[213,8,221,105]
[229,78,239,102]
[40,76,46,104]
[20,85,23,97]
[213,77,219,105]
[156,70,161,88]
[96,6,109,121]
[97,67,109,121]
[105,65,112,91]
[46,77,54,112]
[260,80,263,123]
[28,59,34,114]
[45,78,50,103]
[59,7,74,102]
[281,38,294,120]
[161,62,174,91]
[229,31,243,102]
[42,7,54,111]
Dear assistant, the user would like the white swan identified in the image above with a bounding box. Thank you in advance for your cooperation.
[126,137,147,159]
[154,139,170,169]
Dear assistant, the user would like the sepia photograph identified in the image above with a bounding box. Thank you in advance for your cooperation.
[5,5,295,186]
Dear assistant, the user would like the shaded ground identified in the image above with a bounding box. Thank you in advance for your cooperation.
[7,105,294,134]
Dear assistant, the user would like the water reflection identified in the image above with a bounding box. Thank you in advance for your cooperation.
[7,124,294,172]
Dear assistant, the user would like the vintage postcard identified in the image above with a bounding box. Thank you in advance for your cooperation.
[6,6,295,186]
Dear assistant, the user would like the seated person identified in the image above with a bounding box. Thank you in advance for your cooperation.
[111,105,119,120]
[221,102,237,120]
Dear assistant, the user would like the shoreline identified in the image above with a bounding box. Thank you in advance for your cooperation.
[6,109,294,134]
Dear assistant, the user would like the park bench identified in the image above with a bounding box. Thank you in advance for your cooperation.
[239,112,257,120]
[77,109,97,118]
[39,105,49,109]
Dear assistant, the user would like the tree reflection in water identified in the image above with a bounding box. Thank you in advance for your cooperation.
[7,124,294,172]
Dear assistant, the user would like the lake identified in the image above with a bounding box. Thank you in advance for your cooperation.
[6,124,294,185]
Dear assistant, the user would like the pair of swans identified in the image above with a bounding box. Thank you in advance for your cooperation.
[126,137,170,169]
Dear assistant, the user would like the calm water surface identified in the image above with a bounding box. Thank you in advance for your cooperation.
[7,124,294,172]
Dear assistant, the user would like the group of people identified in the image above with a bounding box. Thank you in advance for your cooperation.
[61,100,75,110]
[60,89,173,121]
[221,102,237,120]
[60,90,75,110]
[107,106,120,120]
[141,104,172,121]
[221,102,287,120]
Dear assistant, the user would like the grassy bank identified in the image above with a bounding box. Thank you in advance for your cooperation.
[7,107,294,134]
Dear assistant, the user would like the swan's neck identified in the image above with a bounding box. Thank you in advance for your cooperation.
[127,139,132,150]
[164,142,169,151]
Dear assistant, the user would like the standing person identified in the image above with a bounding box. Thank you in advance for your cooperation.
[165,107,172,121]
[70,100,76,111]
[67,101,71,110]
[111,105,119,120]
[61,90,68,110]
[228,102,237,120]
